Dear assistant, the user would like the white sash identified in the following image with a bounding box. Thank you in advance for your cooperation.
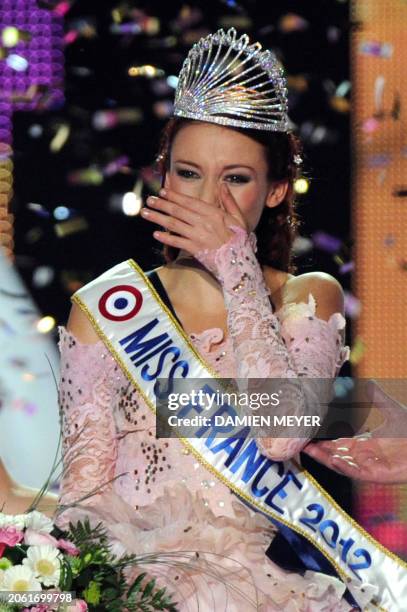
[73,258,407,612]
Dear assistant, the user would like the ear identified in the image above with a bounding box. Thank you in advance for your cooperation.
[265,180,289,208]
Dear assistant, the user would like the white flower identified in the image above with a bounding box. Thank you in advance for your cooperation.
[1,564,42,592]
[23,545,61,587]
[24,511,54,534]
[0,569,4,588]
[0,513,26,530]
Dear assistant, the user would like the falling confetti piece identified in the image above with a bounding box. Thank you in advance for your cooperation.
[344,291,362,319]
[359,41,393,58]
[349,336,365,365]
[278,13,309,33]
[67,167,104,186]
[362,117,381,134]
[92,108,143,130]
[50,123,70,152]
[312,231,342,253]
[54,216,88,237]
[366,153,392,168]
[339,261,354,274]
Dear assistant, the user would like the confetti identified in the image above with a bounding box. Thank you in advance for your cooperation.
[349,337,365,365]
[67,167,104,186]
[278,13,309,33]
[92,108,143,130]
[312,231,342,253]
[54,216,88,237]
[338,261,354,274]
[27,203,51,218]
[366,153,392,168]
[49,123,70,152]
[359,41,393,58]
[344,291,362,319]
[128,65,165,78]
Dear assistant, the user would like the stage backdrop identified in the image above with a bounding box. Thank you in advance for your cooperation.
[351,0,407,561]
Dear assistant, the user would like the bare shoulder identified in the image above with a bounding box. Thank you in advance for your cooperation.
[284,271,345,321]
[66,301,101,345]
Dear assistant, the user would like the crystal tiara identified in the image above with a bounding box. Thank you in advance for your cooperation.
[173,27,290,132]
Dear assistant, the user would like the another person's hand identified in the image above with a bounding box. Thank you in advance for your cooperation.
[303,380,407,483]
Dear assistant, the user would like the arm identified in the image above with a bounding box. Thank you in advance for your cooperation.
[54,303,119,529]
[196,226,349,460]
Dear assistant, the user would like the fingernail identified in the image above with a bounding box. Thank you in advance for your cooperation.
[147,196,157,204]
[159,188,167,196]
[141,208,150,216]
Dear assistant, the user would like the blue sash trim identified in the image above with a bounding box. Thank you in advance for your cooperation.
[236,493,360,609]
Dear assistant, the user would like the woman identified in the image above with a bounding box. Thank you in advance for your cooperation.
[55,29,361,611]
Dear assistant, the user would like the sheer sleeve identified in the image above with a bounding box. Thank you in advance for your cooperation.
[195,226,350,461]
[54,326,120,529]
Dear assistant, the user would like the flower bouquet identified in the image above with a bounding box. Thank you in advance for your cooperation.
[0,509,178,611]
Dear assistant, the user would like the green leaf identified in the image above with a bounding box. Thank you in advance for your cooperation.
[127,572,147,597]
[83,579,101,605]
[151,587,166,603]
[142,578,156,599]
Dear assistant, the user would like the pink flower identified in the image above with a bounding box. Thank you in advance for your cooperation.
[0,527,24,547]
[67,600,88,611]
[24,528,59,547]
[57,538,80,556]
[23,606,49,612]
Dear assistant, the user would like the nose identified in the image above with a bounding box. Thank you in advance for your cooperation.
[198,178,223,209]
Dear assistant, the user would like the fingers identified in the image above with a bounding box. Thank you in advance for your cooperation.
[329,456,363,479]
[152,230,192,252]
[146,194,202,221]
[304,443,362,477]
[141,197,197,238]
[219,183,246,226]
[160,187,217,211]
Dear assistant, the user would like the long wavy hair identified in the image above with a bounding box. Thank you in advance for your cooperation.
[155,117,303,273]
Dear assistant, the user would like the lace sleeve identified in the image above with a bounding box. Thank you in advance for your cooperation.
[195,226,350,461]
[54,326,119,529]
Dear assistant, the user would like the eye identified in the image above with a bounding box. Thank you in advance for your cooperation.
[176,168,200,179]
[225,174,251,184]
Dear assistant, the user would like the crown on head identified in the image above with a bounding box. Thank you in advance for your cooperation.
[173,28,290,132]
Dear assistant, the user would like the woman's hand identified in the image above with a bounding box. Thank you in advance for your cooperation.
[140,182,248,256]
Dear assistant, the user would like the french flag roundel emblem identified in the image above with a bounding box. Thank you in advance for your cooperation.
[98,285,143,321]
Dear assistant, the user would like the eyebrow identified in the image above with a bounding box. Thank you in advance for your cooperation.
[174,159,255,172]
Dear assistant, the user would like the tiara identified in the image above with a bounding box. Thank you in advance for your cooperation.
[173,28,290,132]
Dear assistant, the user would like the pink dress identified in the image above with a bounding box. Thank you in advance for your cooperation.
[55,227,365,611]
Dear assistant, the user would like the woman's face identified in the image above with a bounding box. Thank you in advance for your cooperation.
[166,121,285,232]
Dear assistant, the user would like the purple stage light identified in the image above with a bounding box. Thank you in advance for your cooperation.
[0,0,65,146]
